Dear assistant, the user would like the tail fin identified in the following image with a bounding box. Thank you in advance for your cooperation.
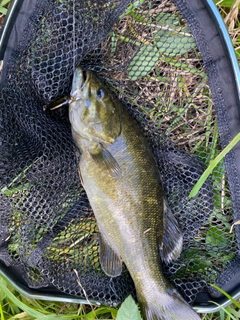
[139,289,201,320]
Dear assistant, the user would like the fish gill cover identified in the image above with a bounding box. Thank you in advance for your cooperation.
[0,0,239,309]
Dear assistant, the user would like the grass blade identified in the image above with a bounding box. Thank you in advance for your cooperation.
[189,132,240,198]
[211,284,240,309]
[0,280,67,319]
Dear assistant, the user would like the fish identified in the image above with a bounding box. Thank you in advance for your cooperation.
[68,67,201,320]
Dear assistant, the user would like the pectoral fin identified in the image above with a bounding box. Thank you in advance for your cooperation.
[160,199,183,264]
[99,232,122,277]
[89,142,121,177]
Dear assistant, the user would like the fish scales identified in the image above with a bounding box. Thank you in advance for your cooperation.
[80,105,164,281]
[69,67,201,320]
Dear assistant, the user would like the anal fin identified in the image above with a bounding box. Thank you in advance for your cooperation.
[160,199,183,264]
[99,232,122,277]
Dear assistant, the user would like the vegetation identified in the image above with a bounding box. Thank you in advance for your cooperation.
[0,0,239,319]
[0,0,10,15]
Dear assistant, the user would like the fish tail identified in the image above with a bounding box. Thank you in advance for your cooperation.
[138,288,201,320]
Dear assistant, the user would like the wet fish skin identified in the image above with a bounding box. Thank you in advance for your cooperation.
[69,67,201,320]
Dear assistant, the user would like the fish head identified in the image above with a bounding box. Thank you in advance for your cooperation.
[69,67,121,144]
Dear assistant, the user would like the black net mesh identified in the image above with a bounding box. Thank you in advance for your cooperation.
[0,0,239,308]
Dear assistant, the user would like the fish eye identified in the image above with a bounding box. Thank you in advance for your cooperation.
[97,88,104,100]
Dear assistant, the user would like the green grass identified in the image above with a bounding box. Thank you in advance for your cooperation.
[0,275,117,319]
[189,132,240,198]
[0,0,239,319]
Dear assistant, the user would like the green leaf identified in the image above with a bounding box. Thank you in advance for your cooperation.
[0,7,7,15]
[152,12,197,57]
[154,29,196,57]
[155,12,180,25]
[127,45,159,80]
[120,0,146,18]
[116,295,142,320]
[0,0,11,7]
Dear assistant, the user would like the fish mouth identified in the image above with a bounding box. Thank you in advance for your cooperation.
[76,68,91,87]
[50,68,89,110]
[70,67,89,99]
[78,69,87,86]
[82,69,90,84]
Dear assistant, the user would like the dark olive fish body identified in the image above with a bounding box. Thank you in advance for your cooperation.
[69,68,200,320]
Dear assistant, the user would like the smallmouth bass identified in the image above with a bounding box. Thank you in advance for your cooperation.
[69,67,200,320]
